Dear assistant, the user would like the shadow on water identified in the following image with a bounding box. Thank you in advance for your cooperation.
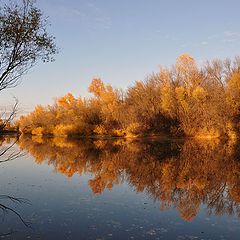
[17,135,240,222]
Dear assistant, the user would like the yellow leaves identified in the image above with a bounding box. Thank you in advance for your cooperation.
[18,116,31,133]
[53,124,76,136]
[194,177,207,190]
[176,54,199,90]
[160,85,175,116]
[162,163,174,180]
[175,87,189,112]
[17,55,240,139]
[88,78,105,97]
[52,137,75,148]
[32,136,44,144]
[93,125,107,135]
[229,186,240,202]
[112,129,126,137]
[126,123,141,136]
[34,105,45,113]
[175,86,186,101]
[88,78,121,124]
[194,128,220,139]
[57,93,76,108]
[176,54,197,73]
[226,122,237,140]
[192,86,208,102]
[228,71,240,89]
[93,140,107,149]
[32,127,44,136]
[226,71,240,114]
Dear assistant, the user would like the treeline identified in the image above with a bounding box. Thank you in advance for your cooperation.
[18,54,240,138]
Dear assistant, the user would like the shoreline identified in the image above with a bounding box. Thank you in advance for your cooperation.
[6,132,236,142]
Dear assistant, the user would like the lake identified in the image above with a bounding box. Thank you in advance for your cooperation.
[0,135,239,239]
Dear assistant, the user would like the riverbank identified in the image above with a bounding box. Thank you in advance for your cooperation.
[17,131,238,142]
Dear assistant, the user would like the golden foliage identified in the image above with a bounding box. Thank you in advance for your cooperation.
[18,54,240,139]
[93,125,107,135]
[192,86,208,102]
[32,127,44,136]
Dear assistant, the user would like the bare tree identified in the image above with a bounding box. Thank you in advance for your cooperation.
[0,0,57,91]
[0,97,18,132]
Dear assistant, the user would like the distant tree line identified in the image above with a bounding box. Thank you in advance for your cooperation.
[18,54,240,139]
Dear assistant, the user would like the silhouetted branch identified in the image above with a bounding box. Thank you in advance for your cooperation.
[0,138,25,163]
[0,202,31,228]
[0,97,18,131]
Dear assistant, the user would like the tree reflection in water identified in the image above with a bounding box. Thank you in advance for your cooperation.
[0,136,31,235]
[18,135,240,222]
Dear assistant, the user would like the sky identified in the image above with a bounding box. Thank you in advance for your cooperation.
[1,0,240,114]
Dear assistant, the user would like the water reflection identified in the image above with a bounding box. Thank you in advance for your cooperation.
[17,135,240,222]
[0,136,31,234]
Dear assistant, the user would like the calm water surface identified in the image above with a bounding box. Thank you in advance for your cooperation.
[0,136,239,239]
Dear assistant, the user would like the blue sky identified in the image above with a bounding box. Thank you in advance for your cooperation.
[1,0,240,113]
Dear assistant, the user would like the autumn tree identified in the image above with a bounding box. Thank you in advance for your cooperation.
[158,68,177,119]
[172,54,233,137]
[227,71,240,114]
[0,0,57,91]
[18,54,240,139]
[88,78,124,135]
[176,54,199,91]
[126,76,177,135]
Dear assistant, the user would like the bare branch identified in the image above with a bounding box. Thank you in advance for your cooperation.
[0,97,18,131]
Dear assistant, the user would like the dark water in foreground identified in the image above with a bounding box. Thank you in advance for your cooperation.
[0,136,240,239]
